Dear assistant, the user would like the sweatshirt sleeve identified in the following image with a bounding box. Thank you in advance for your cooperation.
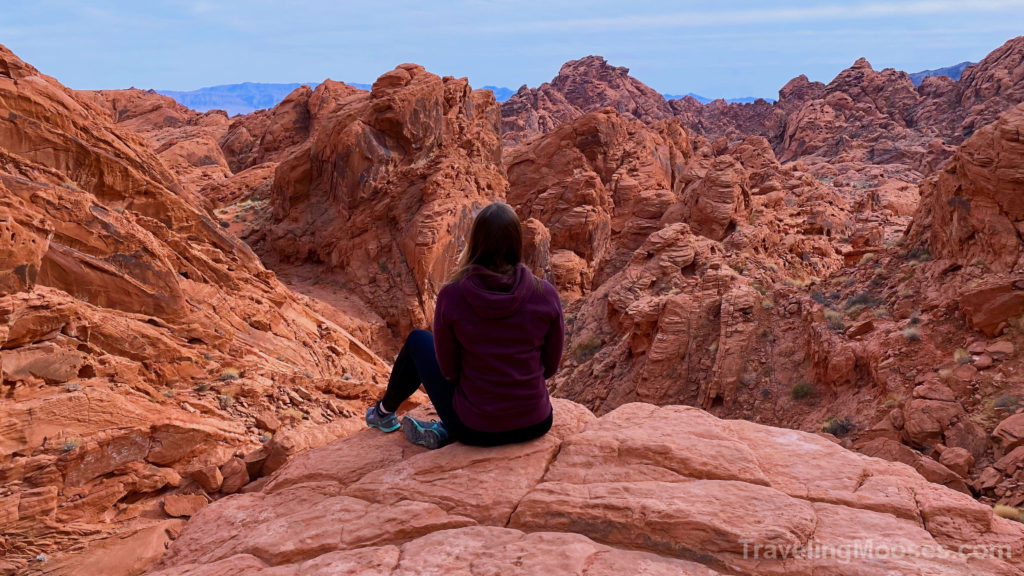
[541,285,564,379]
[433,286,460,382]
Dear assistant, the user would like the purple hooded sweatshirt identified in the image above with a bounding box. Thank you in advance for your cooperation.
[433,264,563,433]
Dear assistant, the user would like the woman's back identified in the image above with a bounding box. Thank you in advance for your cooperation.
[434,264,563,433]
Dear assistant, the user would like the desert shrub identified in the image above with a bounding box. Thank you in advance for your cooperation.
[162,389,176,398]
[282,408,305,421]
[846,291,882,310]
[905,248,932,263]
[761,297,774,310]
[740,372,758,387]
[218,393,235,410]
[901,327,921,342]
[822,416,855,437]
[883,394,902,410]
[792,381,814,400]
[994,505,1023,523]
[994,395,1020,411]
[825,309,846,332]
[196,383,210,393]
[953,348,972,365]
[61,438,83,453]
[810,291,828,305]
[573,337,602,362]
[220,367,241,381]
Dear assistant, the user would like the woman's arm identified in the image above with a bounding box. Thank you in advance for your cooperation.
[542,286,564,379]
[433,286,460,382]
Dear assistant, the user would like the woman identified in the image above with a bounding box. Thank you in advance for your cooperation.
[365,202,564,449]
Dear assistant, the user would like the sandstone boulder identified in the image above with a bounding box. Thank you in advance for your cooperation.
[148,401,1024,576]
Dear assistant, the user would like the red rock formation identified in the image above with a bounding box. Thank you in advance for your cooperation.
[506,110,695,295]
[958,36,1024,138]
[501,56,674,146]
[507,109,851,417]
[146,401,1024,575]
[0,44,387,572]
[906,102,1024,336]
[253,64,507,338]
[85,88,234,196]
[218,80,366,174]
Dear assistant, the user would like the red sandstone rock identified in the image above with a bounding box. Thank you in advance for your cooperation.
[252,64,507,338]
[940,447,976,478]
[147,401,1024,575]
[190,465,223,493]
[163,494,208,517]
[218,457,249,494]
[993,413,1024,458]
[501,56,674,146]
[0,43,387,570]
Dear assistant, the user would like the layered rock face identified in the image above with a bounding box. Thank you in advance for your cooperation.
[907,102,1024,281]
[0,44,387,572]
[794,101,1024,513]
[84,89,234,196]
[506,109,852,417]
[501,56,674,146]
[253,64,508,338]
[148,401,1024,576]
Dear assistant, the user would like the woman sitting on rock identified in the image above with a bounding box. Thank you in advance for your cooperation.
[365,202,564,449]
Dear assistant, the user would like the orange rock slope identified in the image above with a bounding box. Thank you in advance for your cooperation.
[250,64,508,343]
[0,44,388,574]
[148,401,1024,576]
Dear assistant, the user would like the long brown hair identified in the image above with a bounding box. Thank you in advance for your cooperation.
[449,202,522,283]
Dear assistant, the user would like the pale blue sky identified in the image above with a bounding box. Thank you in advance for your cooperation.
[2,0,1022,98]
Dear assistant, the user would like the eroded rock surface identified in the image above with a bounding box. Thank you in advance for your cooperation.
[0,44,387,572]
[253,64,508,339]
[148,401,1024,576]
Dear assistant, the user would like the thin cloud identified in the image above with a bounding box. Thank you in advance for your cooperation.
[484,1,1024,33]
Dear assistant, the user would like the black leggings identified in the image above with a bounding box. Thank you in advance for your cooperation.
[380,330,552,446]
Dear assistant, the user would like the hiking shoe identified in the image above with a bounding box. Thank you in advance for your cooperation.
[402,416,450,449]
[365,404,400,432]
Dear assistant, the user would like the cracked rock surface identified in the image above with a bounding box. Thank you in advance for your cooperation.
[148,400,1024,576]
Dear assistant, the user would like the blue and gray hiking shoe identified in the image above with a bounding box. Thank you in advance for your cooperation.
[402,416,450,449]
[365,403,400,432]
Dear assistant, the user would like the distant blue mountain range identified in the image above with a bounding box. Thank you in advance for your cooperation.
[158,81,509,115]
[158,82,367,116]
[158,60,976,116]
[907,61,973,86]
[663,93,774,104]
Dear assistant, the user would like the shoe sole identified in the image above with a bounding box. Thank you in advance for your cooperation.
[371,420,401,433]
[402,416,442,449]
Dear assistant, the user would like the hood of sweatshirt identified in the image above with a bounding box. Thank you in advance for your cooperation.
[461,264,535,319]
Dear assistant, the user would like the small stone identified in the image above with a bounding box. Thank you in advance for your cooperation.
[191,465,223,493]
[219,457,249,494]
[254,411,281,432]
[938,447,974,477]
[974,354,994,369]
[975,466,1002,491]
[987,341,1015,356]
[163,494,208,518]
[953,364,978,382]
[968,341,988,354]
